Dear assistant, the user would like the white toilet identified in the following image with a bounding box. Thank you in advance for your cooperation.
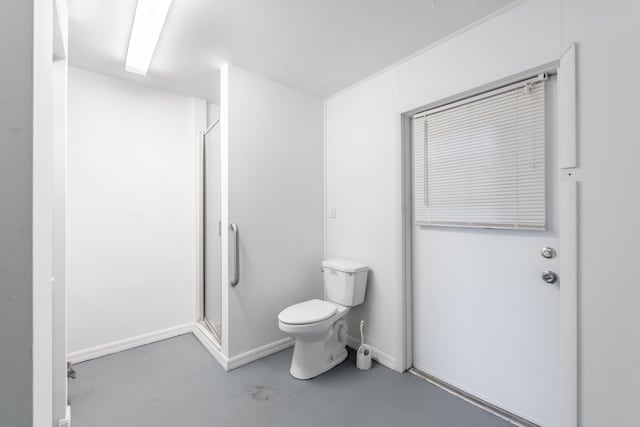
[278,259,369,379]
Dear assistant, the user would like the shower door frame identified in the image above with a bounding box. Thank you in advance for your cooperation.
[201,119,222,345]
[194,100,225,361]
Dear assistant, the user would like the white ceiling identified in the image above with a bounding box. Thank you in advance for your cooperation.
[68,0,514,103]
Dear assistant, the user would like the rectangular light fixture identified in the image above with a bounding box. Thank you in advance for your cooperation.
[125,0,173,76]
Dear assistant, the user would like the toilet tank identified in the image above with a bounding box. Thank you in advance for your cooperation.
[321,259,369,307]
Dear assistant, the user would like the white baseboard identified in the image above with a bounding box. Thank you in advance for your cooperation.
[192,323,293,371]
[346,335,399,372]
[57,405,71,427]
[192,322,229,370]
[226,337,294,371]
[67,323,193,364]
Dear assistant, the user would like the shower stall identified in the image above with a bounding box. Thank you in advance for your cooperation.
[192,64,323,371]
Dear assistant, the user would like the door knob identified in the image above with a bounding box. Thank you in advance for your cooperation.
[541,271,558,284]
[541,247,556,259]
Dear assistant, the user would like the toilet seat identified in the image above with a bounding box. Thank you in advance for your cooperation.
[278,299,337,325]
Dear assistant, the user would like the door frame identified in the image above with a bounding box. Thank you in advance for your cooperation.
[33,1,71,426]
[400,45,579,427]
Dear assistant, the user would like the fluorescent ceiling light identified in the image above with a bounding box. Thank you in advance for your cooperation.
[125,0,173,76]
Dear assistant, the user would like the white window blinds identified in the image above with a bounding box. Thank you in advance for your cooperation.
[413,77,547,230]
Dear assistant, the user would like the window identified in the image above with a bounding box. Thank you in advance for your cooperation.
[412,75,547,230]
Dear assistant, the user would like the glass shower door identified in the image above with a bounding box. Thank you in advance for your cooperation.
[203,120,222,342]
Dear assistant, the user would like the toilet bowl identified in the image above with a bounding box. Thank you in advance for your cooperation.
[279,299,350,379]
[278,259,369,379]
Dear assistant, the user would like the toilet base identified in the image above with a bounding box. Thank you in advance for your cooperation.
[289,320,348,379]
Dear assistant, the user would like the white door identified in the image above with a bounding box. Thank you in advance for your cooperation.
[412,77,561,426]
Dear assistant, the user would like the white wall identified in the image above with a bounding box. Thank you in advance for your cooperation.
[560,1,640,425]
[223,65,324,358]
[325,0,640,425]
[67,67,200,355]
[0,1,34,425]
[325,68,405,370]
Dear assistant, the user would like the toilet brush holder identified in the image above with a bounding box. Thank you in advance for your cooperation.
[356,320,372,370]
[356,344,372,370]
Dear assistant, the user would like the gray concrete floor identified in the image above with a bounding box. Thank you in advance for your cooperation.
[69,334,512,427]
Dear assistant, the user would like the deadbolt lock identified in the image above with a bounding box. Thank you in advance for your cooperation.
[541,271,558,284]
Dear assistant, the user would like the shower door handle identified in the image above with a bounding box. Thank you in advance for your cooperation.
[229,222,240,287]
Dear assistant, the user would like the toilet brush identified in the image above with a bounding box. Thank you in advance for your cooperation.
[356,320,372,370]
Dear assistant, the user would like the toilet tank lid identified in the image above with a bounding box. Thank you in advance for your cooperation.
[322,259,369,273]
